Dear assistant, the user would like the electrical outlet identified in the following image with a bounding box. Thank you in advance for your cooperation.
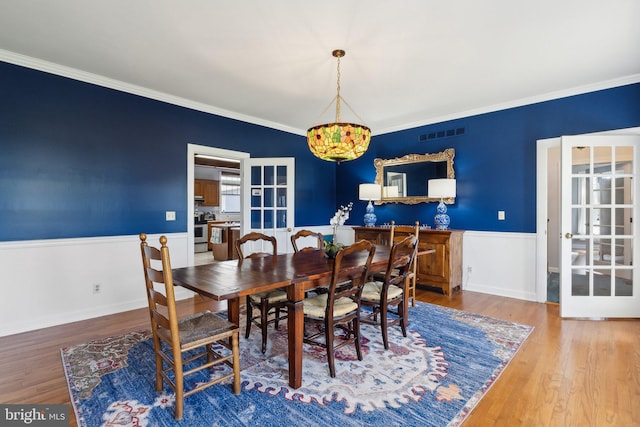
[467,266,472,273]
[498,210,505,221]
[92,283,102,294]
[166,211,176,221]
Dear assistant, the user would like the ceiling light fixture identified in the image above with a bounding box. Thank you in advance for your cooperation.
[307,49,371,163]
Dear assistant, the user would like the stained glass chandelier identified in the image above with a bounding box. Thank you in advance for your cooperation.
[307,49,371,163]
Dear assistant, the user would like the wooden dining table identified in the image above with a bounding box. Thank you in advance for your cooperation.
[172,244,407,389]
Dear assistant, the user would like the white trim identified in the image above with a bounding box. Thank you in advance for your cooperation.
[535,127,640,304]
[0,49,304,136]
[377,75,640,135]
[462,231,538,302]
[2,48,638,137]
[187,144,249,266]
[536,137,556,303]
[0,232,192,337]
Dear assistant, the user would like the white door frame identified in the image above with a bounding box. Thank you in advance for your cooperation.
[186,143,250,266]
[535,127,640,303]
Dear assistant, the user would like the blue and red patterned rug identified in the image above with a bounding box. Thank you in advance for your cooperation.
[61,302,533,426]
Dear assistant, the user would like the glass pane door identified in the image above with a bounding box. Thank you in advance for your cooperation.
[560,135,639,318]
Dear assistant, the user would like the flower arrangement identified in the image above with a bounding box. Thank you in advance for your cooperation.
[325,202,353,258]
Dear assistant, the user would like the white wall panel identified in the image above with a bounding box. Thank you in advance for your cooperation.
[0,229,540,337]
[0,233,191,337]
[462,231,538,301]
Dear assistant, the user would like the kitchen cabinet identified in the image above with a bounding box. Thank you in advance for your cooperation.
[353,226,464,297]
[208,222,240,260]
[195,179,219,206]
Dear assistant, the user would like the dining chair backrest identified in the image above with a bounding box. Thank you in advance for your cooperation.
[389,220,420,245]
[382,235,419,288]
[326,239,376,314]
[291,229,324,253]
[140,234,179,342]
[236,232,277,259]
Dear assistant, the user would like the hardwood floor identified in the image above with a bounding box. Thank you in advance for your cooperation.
[1,289,638,426]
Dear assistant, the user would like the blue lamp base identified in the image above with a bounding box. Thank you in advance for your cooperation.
[434,200,450,230]
[363,200,377,227]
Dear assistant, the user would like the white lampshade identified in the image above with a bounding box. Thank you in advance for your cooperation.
[383,186,399,198]
[359,183,381,201]
[428,179,457,198]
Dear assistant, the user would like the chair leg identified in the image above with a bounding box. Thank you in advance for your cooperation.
[260,298,269,353]
[173,352,184,420]
[411,263,417,307]
[207,343,213,365]
[380,302,390,350]
[399,300,407,337]
[274,307,281,329]
[154,349,163,392]
[231,332,241,395]
[245,296,253,339]
[380,303,388,349]
[354,317,363,361]
[325,320,336,378]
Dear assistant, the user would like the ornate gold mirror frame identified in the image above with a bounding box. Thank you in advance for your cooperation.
[374,148,455,205]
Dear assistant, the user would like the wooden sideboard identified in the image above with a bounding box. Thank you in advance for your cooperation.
[353,226,464,297]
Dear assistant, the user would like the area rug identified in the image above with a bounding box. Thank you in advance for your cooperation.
[61,302,533,427]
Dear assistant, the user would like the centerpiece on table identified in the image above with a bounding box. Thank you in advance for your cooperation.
[325,202,353,258]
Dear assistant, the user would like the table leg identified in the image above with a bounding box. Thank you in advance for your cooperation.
[227,297,240,325]
[287,282,305,389]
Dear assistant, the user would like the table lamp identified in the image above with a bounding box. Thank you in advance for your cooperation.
[428,178,456,230]
[359,183,381,227]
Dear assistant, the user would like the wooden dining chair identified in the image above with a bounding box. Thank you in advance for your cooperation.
[236,232,287,354]
[302,239,376,377]
[361,235,418,350]
[139,233,241,420]
[291,229,324,253]
[388,220,420,306]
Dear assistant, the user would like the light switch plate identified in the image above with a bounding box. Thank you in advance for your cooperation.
[166,211,176,221]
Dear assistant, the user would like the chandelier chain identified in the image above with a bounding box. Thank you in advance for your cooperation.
[335,54,342,122]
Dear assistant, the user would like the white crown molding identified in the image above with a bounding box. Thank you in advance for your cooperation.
[2,48,637,138]
[375,73,640,135]
[0,48,305,136]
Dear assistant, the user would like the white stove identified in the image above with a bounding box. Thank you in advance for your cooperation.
[194,223,208,253]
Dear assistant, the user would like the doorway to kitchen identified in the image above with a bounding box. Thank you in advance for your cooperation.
[187,144,250,267]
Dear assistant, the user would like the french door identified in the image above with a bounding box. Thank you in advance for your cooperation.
[241,158,295,254]
[560,135,639,318]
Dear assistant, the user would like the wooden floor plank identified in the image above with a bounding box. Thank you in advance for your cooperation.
[1,289,638,426]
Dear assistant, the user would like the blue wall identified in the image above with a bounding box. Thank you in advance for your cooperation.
[0,61,334,241]
[1,60,638,241]
[339,83,640,233]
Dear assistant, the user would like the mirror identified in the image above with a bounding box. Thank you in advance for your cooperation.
[374,148,455,204]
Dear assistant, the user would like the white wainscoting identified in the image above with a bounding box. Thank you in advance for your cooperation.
[0,233,192,337]
[334,227,539,302]
[0,228,539,337]
[462,231,539,302]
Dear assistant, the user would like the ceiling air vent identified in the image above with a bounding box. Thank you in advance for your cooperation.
[419,126,465,142]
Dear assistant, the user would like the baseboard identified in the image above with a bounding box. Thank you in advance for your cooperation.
[0,288,195,338]
[464,281,538,302]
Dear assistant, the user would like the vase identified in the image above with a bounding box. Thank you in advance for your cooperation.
[324,242,342,259]
[434,200,450,230]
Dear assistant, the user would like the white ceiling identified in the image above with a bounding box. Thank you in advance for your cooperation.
[1,1,638,136]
